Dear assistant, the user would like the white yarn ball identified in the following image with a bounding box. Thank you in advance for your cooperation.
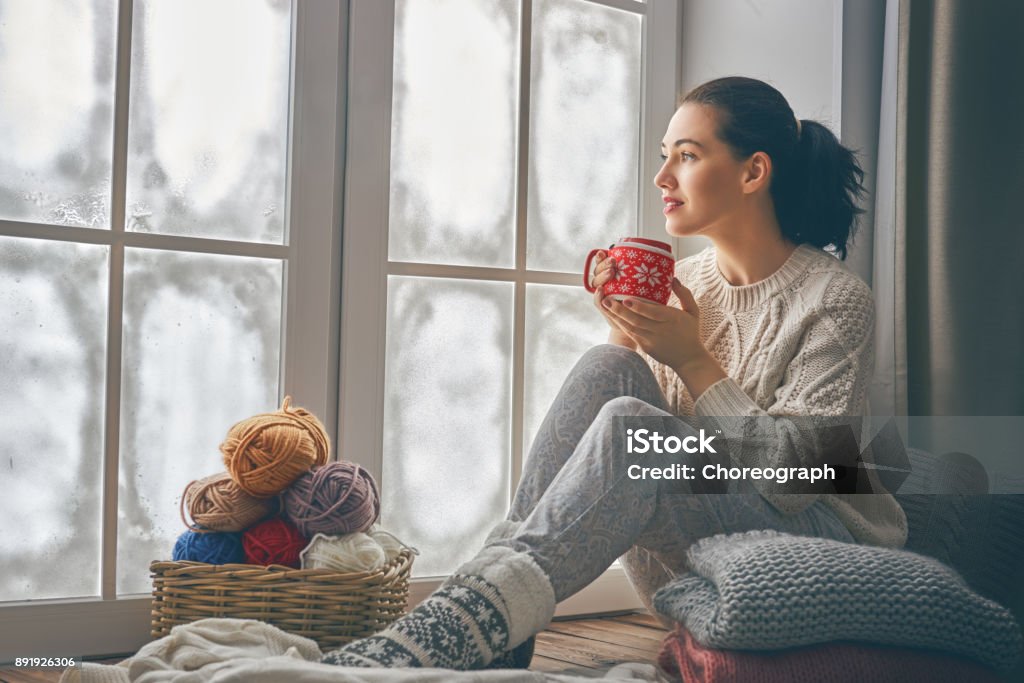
[368,526,407,562]
[300,532,385,573]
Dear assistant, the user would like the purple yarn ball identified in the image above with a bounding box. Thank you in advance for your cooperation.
[281,462,380,537]
[173,529,245,564]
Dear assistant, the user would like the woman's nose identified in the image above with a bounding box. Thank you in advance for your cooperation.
[653,164,674,190]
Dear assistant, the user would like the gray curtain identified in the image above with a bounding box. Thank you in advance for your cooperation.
[884,5,1024,678]
[894,0,1024,417]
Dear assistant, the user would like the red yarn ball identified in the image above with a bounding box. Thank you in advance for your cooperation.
[242,517,308,568]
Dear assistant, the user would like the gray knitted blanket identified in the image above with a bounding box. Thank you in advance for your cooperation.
[652,530,1023,672]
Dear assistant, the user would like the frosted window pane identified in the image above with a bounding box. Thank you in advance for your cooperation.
[527,0,641,272]
[125,0,291,243]
[382,276,512,577]
[523,284,607,463]
[117,250,282,595]
[0,0,116,228]
[389,0,519,268]
[0,238,107,602]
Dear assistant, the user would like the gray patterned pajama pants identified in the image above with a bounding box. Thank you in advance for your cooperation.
[490,344,855,621]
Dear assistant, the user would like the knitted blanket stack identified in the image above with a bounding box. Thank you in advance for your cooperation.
[652,530,1023,674]
[657,626,1003,683]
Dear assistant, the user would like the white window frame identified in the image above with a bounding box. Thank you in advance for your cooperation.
[0,0,346,661]
[339,0,681,616]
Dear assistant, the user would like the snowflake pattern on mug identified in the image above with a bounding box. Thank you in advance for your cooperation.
[634,263,663,287]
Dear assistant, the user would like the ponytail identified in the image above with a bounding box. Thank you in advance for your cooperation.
[774,119,865,260]
[681,77,866,260]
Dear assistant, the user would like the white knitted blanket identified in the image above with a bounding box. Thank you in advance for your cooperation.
[652,530,1023,672]
[60,618,669,683]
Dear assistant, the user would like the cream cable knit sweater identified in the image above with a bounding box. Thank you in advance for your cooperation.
[639,243,907,548]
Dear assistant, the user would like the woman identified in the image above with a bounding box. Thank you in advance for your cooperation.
[323,76,908,670]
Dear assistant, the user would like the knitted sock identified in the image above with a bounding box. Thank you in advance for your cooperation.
[485,635,536,670]
[320,546,554,669]
[480,520,536,669]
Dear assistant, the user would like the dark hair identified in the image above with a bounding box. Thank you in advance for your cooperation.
[680,76,865,260]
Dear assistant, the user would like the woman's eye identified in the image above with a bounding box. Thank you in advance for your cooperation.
[659,152,696,162]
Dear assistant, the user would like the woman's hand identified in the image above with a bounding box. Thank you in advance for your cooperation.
[601,276,728,399]
[598,278,704,368]
[590,251,637,349]
[601,278,705,372]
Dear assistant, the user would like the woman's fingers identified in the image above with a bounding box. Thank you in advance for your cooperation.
[619,297,674,321]
[595,258,616,278]
[671,278,699,315]
[594,288,630,334]
[592,253,634,337]
[593,268,615,286]
[593,285,611,317]
[591,257,616,306]
[601,298,657,332]
[588,252,615,291]
[596,293,621,326]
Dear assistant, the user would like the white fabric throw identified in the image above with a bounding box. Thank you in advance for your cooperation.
[60,618,669,683]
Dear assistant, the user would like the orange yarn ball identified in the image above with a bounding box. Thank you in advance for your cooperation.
[180,472,278,533]
[220,396,330,498]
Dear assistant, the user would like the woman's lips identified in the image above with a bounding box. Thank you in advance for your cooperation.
[663,201,683,214]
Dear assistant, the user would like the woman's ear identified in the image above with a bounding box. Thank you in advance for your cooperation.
[741,151,772,194]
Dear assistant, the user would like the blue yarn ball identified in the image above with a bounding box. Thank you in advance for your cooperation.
[172,529,245,564]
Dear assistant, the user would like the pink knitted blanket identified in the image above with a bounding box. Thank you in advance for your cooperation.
[657,626,1003,683]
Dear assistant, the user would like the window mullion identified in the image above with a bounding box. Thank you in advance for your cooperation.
[510,0,534,497]
[280,0,346,434]
[582,0,647,16]
[0,219,291,260]
[638,0,682,248]
[338,0,396,485]
[100,0,135,602]
[110,0,133,236]
[388,261,579,286]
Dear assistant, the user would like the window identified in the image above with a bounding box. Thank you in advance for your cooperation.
[340,0,679,611]
[0,0,343,658]
[0,0,679,656]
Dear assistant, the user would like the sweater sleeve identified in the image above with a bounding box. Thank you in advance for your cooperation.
[692,274,876,515]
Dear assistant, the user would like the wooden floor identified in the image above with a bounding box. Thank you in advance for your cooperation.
[532,612,668,676]
[0,612,668,682]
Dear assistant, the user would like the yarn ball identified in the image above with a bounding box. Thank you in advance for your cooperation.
[368,526,407,563]
[220,396,330,498]
[281,462,380,537]
[300,532,386,573]
[242,517,308,568]
[172,529,245,564]
[180,471,278,532]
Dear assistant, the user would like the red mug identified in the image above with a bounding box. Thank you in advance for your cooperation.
[584,237,675,305]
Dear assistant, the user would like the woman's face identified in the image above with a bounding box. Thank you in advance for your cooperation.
[654,103,750,238]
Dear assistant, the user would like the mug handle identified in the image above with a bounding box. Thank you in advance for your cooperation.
[583,248,604,292]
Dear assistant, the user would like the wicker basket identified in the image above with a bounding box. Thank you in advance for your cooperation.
[150,549,414,651]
